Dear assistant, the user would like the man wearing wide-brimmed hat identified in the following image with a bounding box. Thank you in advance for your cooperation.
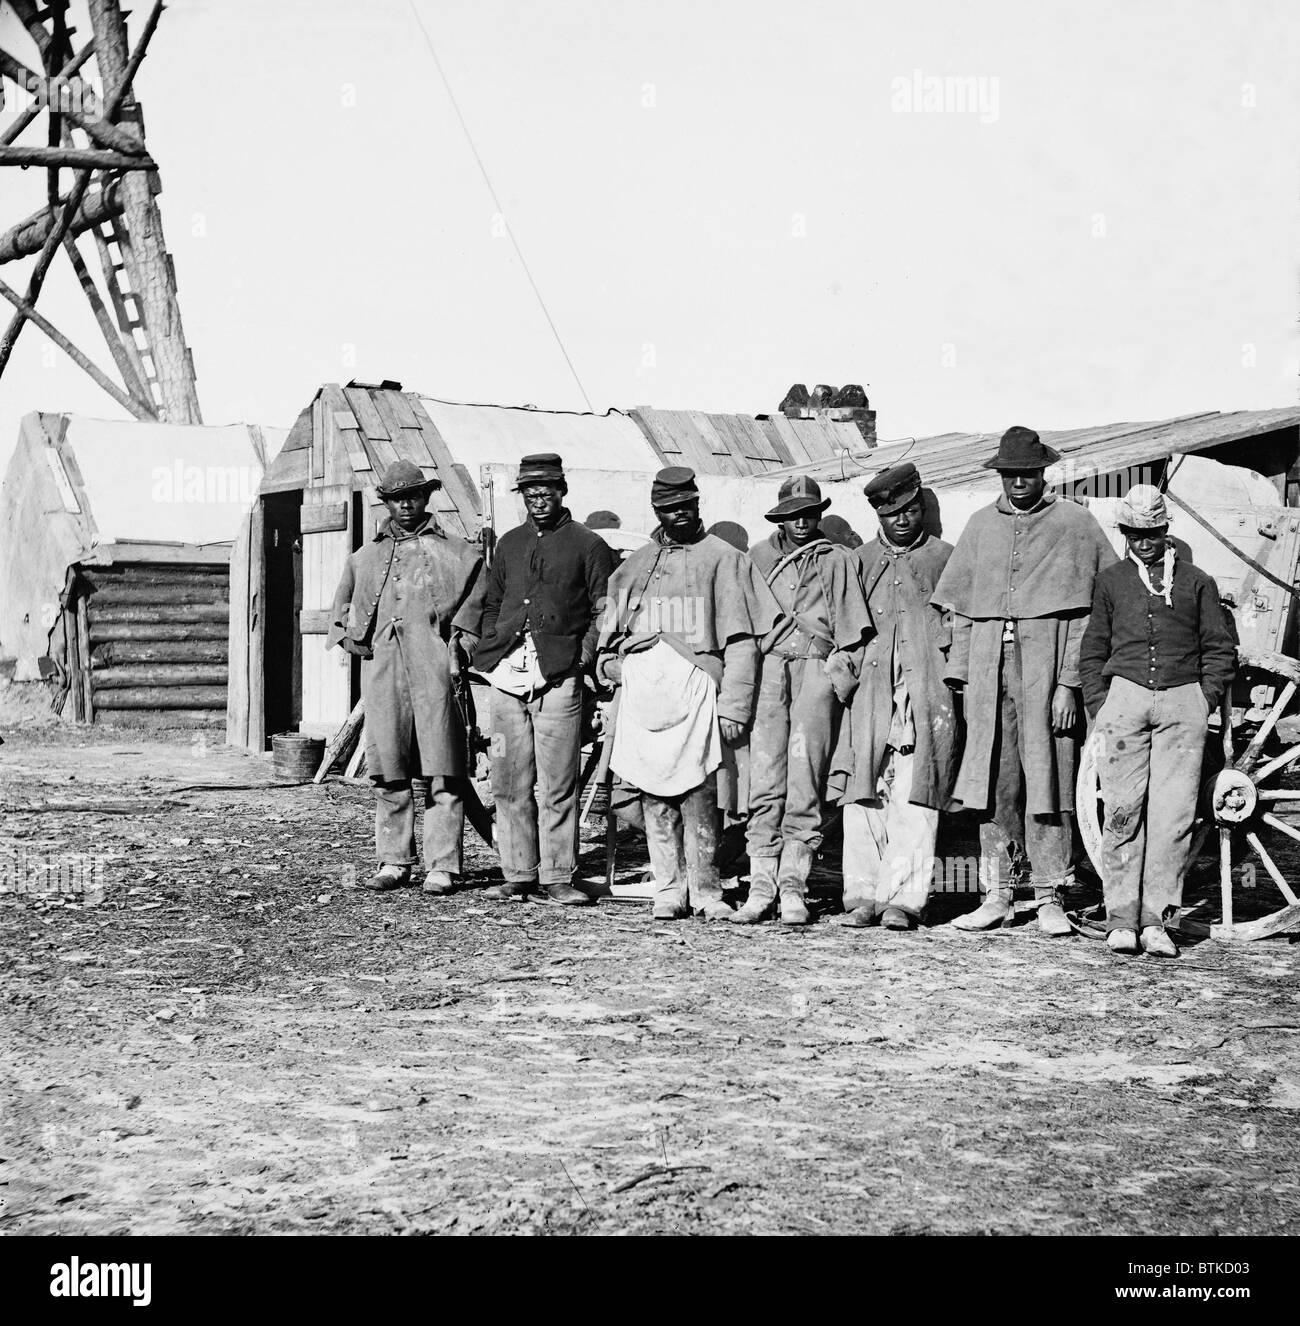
[832,462,959,930]
[328,459,486,895]
[731,475,872,925]
[933,426,1116,934]
[472,453,617,906]
[597,467,782,922]
[1079,484,1235,958]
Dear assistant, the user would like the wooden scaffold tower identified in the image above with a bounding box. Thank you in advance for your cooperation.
[0,0,200,422]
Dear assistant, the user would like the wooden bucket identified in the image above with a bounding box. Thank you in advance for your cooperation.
[272,732,325,781]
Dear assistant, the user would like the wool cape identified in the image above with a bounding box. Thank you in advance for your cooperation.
[932,494,1116,815]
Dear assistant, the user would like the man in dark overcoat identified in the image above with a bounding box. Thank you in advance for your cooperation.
[833,463,958,929]
[328,460,486,894]
[933,427,1116,934]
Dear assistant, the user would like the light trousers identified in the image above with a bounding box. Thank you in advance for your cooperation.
[375,778,464,875]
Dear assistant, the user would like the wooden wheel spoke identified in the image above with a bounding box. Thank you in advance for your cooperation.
[1243,830,1300,907]
[1250,742,1300,787]
[1236,679,1297,771]
[1254,818,1300,904]
[1219,829,1234,931]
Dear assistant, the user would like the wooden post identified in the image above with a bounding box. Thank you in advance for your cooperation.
[86,0,201,424]
[76,594,94,722]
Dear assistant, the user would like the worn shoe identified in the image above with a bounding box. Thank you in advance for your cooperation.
[951,893,1013,931]
[543,882,593,907]
[1106,928,1140,954]
[483,880,532,902]
[1036,899,1073,937]
[777,841,814,926]
[362,864,409,891]
[700,900,734,921]
[880,906,913,931]
[421,871,455,895]
[730,856,779,924]
[1140,925,1178,958]
[652,903,691,921]
[836,906,876,928]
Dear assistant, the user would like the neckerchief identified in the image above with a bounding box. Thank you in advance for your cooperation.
[1130,541,1175,608]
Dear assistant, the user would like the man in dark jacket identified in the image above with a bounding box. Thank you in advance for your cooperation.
[834,463,958,929]
[328,460,485,894]
[473,453,617,906]
[1079,485,1236,958]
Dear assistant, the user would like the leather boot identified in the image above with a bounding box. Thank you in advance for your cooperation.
[483,879,532,902]
[730,856,779,924]
[363,864,409,891]
[422,871,455,895]
[777,841,814,926]
[951,884,1013,931]
[1035,886,1073,937]
[543,882,594,907]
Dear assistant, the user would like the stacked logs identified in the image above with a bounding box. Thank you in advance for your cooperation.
[69,563,230,723]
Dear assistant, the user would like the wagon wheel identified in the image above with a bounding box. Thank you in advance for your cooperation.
[1076,649,1300,942]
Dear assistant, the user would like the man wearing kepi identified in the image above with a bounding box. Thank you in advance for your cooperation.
[834,463,958,930]
[472,453,616,906]
[1079,485,1235,958]
[329,460,485,894]
[597,467,781,921]
[732,476,872,926]
[934,427,1116,934]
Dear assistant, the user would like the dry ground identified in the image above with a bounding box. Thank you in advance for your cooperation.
[2,716,1299,1236]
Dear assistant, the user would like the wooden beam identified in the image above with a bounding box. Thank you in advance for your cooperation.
[0,48,142,155]
[0,0,166,386]
[0,273,156,418]
[61,231,151,405]
[0,40,94,148]
[0,145,158,170]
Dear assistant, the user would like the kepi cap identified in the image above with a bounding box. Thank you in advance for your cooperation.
[514,452,566,490]
[865,462,922,515]
[651,466,700,509]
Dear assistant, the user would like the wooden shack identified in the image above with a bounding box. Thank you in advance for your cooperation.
[0,411,284,725]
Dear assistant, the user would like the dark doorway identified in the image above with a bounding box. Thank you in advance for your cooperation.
[262,492,303,743]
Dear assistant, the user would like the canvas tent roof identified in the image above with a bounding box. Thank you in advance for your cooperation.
[0,411,287,667]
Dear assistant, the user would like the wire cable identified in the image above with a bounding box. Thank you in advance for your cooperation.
[407,0,595,411]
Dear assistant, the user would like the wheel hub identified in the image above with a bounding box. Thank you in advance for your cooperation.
[1209,768,1257,824]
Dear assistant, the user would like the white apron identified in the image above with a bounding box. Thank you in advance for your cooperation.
[612,640,721,797]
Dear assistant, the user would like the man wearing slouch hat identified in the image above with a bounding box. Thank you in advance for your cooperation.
[933,427,1116,934]
[328,460,486,895]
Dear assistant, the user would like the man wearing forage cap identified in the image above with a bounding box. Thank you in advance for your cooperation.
[831,462,959,929]
[329,459,485,894]
[1079,484,1235,958]
[731,474,872,925]
[933,426,1116,934]
[472,453,617,906]
[596,467,782,921]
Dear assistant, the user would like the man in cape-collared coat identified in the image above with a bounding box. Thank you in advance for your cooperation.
[596,467,781,922]
[831,463,958,929]
[328,461,485,894]
[932,427,1116,934]
[733,476,872,926]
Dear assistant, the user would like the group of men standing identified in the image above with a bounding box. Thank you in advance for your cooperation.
[330,427,1235,956]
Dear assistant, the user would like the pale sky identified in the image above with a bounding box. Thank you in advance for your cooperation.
[1,0,1297,469]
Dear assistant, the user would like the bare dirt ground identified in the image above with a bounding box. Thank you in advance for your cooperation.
[2,715,1299,1237]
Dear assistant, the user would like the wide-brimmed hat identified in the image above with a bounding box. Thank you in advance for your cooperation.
[513,452,566,490]
[651,466,699,509]
[1116,484,1171,531]
[981,425,1060,471]
[765,475,831,522]
[865,462,922,515]
[376,459,440,499]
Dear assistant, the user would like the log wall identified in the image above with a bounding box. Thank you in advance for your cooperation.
[73,562,230,723]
